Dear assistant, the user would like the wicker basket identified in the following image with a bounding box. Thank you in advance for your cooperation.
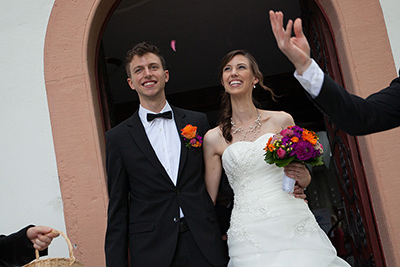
[23,230,84,267]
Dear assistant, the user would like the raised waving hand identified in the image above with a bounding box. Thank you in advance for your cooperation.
[269,10,312,75]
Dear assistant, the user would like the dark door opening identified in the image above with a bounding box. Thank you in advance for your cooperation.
[96,1,383,266]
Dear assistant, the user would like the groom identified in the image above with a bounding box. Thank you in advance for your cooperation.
[104,42,228,267]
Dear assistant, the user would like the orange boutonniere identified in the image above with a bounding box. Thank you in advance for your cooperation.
[181,124,203,148]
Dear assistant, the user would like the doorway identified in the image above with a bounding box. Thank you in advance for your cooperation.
[98,0,361,266]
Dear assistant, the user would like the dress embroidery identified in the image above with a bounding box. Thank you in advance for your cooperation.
[289,212,319,238]
[224,140,280,247]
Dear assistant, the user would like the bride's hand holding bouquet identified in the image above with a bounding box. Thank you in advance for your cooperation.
[264,125,324,193]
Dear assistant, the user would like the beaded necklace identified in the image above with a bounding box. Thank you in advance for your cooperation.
[231,113,262,141]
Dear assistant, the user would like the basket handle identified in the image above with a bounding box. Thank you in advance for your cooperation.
[34,230,76,263]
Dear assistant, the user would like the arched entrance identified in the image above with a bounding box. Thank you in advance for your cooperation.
[44,0,119,265]
[44,0,399,265]
[301,1,387,265]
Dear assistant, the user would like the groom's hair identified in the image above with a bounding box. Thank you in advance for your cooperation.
[125,42,167,77]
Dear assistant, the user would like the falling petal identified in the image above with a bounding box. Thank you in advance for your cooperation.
[170,40,176,52]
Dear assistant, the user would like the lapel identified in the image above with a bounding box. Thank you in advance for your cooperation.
[126,111,174,186]
[172,106,189,182]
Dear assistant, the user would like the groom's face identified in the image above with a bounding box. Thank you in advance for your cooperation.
[127,52,169,101]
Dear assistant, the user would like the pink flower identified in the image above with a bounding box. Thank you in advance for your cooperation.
[280,128,294,137]
[277,148,286,159]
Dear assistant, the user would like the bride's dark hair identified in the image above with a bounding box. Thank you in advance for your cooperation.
[218,50,276,142]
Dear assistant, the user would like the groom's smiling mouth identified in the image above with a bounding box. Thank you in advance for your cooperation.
[143,81,157,87]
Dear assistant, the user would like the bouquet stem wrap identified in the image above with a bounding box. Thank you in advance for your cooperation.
[282,173,296,193]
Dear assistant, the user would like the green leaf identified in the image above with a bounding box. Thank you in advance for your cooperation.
[275,156,295,167]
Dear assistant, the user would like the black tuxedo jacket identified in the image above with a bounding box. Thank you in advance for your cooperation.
[105,106,228,267]
[0,225,47,267]
[310,72,400,135]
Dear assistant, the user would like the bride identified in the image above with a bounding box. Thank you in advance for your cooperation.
[203,50,350,267]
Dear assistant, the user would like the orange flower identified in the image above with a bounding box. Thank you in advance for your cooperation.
[193,141,201,148]
[181,124,197,139]
[302,130,317,145]
[265,137,275,152]
[291,136,299,143]
[268,144,275,152]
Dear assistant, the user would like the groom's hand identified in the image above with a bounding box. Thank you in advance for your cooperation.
[269,10,312,75]
[292,185,308,203]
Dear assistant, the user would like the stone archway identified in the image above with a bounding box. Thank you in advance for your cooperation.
[44,0,119,265]
[44,0,399,265]
[315,1,399,266]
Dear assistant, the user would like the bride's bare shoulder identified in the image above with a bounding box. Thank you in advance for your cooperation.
[204,126,224,144]
[205,125,221,137]
[260,110,295,129]
[204,126,227,155]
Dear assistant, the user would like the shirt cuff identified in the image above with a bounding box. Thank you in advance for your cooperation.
[293,59,324,98]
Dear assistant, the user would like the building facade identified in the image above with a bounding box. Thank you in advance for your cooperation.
[1,0,399,266]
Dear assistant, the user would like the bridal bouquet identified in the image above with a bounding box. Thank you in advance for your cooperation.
[264,125,324,193]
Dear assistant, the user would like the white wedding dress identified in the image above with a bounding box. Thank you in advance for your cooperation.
[222,133,350,267]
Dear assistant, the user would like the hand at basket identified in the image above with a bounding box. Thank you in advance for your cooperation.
[27,226,60,251]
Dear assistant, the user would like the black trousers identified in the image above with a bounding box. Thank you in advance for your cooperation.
[170,218,226,267]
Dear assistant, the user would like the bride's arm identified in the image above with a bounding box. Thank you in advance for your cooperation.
[203,129,223,205]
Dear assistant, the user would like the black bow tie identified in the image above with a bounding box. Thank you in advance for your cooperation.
[147,111,172,122]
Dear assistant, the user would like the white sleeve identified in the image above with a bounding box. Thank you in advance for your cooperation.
[293,59,324,98]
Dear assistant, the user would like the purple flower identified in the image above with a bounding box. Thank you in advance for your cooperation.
[281,136,291,146]
[289,126,303,138]
[277,148,286,159]
[190,139,197,145]
[291,125,303,132]
[288,143,297,157]
[295,141,314,161]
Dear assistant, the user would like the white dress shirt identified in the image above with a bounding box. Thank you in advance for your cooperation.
[294,59,325,98]
[138,102,184,217]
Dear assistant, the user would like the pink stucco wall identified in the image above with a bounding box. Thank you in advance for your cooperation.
[44,0,119,265]
[318,1,400,265]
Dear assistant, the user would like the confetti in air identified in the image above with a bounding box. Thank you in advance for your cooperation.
[170,40,176,52]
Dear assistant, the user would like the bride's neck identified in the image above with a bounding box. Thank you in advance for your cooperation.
[231,101,259,125]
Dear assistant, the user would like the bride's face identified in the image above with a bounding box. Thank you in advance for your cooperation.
[221,55,259,95]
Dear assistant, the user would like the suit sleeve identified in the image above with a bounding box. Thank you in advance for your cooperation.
[0,225,47,266]
[105,132,129,266]
[311,74,400,135]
